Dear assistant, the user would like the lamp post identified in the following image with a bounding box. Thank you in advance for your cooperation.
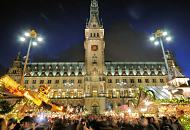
[149,29,172,80]
[19,30,44,86]
[117,81,127,105]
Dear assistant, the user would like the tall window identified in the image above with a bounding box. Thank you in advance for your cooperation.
[92,55,97,64]
[47,80,52,84]
[13,70,16,74]
[78,79,82,84]
[130,79,135,83]
[138,79,142,83]
[145,79,149,83]
[70,80,74,84]
[116,79,119,83]
[32,80,36,84]
[160,79,164,83]
[63,80,67,84]
[55,80,59,84]
[108,79,112,83]
[123,79,127,83]
[40,80,44,84]
[152,79,156,83]
[25,80,29,84]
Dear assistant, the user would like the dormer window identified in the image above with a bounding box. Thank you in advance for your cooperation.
[49,65,52,70]
[42,65,45,70]
[56,65,60,70]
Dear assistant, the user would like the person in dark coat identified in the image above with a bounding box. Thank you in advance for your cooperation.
[19,116,35,130]
[160,117,173,130]
[137,117,156,130]
[171,116,184,130]
[7,118,21,130]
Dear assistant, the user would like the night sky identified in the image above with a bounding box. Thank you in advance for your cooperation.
[0,0,189,77]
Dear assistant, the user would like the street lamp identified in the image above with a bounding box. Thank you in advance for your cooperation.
[19,29,44,85]
[149,29,172,80]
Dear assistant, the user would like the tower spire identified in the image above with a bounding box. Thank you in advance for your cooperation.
[87,0,102,28]
[16,51,21,61]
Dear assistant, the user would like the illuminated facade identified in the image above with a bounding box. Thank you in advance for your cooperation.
[7,0,188,114]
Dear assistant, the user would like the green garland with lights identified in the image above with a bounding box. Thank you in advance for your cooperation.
[156,98,190,104]
[0,100,14,115]
[155,98,190,130]
[179,115,190,130]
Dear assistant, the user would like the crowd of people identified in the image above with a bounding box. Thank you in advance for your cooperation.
[0,114,185,130]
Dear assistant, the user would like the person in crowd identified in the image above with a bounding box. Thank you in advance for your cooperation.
[76,118,93,130]
[0,118,7,130]
[171,116,184,130]
[51,118,64,130]
[19,116,35,130]
[160,117,173,130]
[137,116,156,130]
[147,117,158,130]
[0,118,6,130]
[0,114,187,130]
[152,117,160,130]
[7,118,20,130]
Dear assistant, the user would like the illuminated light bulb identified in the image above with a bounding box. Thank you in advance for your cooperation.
[20,37,26,42]
[37,37,43,42]
[166,36,172,41]
[150,36,155,41]
[163,31,168,36]
[32,41,38,46]
[24,32,30,37]
[154,41,159,46]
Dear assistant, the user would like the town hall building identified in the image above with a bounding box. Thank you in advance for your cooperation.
[7,0,188,114]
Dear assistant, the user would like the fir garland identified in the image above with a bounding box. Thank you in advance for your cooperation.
[0,100,13,114]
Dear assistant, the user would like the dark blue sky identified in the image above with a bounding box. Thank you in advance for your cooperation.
[0,0,189,77]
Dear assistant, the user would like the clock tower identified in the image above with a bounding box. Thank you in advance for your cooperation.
[84,0,106,114]
[84,0,105,76]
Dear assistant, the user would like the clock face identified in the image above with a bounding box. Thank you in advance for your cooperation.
[91,45,98,51]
